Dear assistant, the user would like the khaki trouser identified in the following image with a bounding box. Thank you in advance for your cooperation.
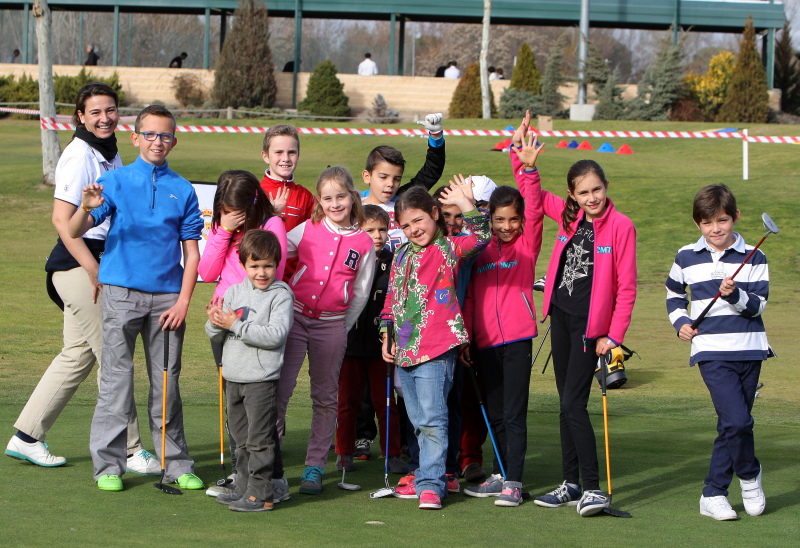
[14,267,143,452]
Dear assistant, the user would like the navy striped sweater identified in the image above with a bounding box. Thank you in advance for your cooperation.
[666,233,769,366]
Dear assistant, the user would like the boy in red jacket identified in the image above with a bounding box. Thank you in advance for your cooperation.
[260,124,314,281]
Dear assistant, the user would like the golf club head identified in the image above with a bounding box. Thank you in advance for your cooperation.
[216,477,234,487]
[369,487,396,499]
[762,213,779,234]
[154,482,182,495]
[603,507,632,518]
[338,482,362,491]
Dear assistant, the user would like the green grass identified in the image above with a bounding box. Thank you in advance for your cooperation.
[1,118,799,547]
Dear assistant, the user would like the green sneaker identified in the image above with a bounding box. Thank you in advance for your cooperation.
[176,473,205,490]
[97,474,123,491]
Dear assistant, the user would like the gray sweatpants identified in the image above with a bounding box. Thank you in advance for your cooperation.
[90,285,194,481]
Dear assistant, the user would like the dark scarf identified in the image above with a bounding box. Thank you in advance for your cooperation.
[74,126,118,162]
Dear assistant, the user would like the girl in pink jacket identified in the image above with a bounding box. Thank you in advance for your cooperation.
[530,117,637,517]
[382,181,491,510]
[460,120,545,507]
[276,166,376,496]
[197,170,287,496]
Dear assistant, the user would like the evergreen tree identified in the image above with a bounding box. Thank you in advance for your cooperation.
[298,60,351,117]
[534,34,568,117]
[499,87,537,119]
[449,62,497,118]
[626,30,685,121]
[212,0,277,110]
[774,19,800,115]
[367,94,399,124]
[509,43,542,95]
[585,39,610,96]
[594,67,625,120]
[718,16,770,123]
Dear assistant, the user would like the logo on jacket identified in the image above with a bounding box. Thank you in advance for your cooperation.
[234,306,251,321]
[597,246,612,254]
[343,249,361,270]
[169,194,178,200]
[558,236,569,243]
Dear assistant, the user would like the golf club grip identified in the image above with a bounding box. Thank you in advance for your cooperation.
[691,233,768,330]
[467,365,483,406]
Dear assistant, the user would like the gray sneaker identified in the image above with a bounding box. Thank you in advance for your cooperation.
[216,490,243,505]
[271,477,291,503]
[229,495,273,512]
[495,481,523,507]
[205,474,236,497]
[336,454,354,472]
[299,465,324,495]
[388,455,409,474]
[464,473,504,498]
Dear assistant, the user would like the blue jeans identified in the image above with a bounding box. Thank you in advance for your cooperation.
[698,360,762,497]
[398,349,456,499]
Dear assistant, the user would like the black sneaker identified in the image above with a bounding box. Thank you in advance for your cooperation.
[388,455,408,474]
[354,438,372,460]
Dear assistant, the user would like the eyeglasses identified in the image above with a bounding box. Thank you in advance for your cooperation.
[137,132,175,143]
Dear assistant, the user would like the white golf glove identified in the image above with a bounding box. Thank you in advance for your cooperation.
[417,113,443,136]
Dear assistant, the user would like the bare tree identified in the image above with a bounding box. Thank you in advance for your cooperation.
[33,0,61,185]
[480,1,492,119]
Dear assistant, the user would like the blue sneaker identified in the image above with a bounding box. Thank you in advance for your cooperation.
[577,490,610,517]
[463,473,503,498]
[299,466,324,495]
[534,481,582,508]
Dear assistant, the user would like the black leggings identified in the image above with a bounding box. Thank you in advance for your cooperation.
[475,339,533,482]
[549,306,599,490]
[211,339,284,479]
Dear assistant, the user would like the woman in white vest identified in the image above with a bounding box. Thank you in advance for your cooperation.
[5,83,156,473]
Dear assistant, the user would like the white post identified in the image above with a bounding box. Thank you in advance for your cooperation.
[33,0,61,185]
[479,0,492,119]
[743,128,749,181]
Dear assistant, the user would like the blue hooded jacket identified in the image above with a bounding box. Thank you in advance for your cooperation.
[91,156,203,293]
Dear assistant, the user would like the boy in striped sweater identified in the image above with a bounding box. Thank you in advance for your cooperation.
[666,184,769,521]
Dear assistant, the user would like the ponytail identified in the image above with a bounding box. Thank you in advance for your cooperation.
[562,159,608,235]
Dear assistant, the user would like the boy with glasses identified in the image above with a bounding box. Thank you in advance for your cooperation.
[68,105,206,492]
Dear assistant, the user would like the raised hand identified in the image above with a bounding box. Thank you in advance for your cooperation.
[513,133,545,168]
[512,110,532,148]
[81,182,105,210]
[440,174,475,212]
[219,209,246,232]
[416,112,443,135]
[268,186,290,214]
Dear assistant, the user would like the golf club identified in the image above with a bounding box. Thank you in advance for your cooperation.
[154,328,182,495]
[334,420,361,491]
[522,290,552,374]
[691,213,779,330]
[541,351,552,375]
[370,322,396,499]
[215,363,233,489]
[466,366,506,481]
[599,352,630,518]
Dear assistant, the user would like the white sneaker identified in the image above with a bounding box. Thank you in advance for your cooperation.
[5,436,66,467]
[740,466,765,516]
[577,489,610,517]
[272,477,291,503]
[205,474,236,497]
[700,495,738,521]
[126,449,161,475]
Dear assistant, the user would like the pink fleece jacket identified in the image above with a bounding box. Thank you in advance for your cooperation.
[197,216,288,301]
[463,152,544,351]
[540,188,637,346]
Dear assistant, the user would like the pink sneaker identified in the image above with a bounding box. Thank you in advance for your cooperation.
[394,482,417,499]
[398,470,415,487]
[446,473,460,494]
[419,490,442,510]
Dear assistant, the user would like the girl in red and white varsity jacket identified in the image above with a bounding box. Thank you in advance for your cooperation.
[460,123,545,507]
[529,111,637,516]
[275,166,375,495]
[382,180,490,510]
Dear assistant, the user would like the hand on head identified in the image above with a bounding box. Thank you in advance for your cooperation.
[441,174,476,211]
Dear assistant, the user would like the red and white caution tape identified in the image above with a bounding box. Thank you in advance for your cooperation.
[0,108,138,122]
[34,118,800,143]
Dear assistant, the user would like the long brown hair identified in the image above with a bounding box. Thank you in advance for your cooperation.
[394,186,448,236]
[311,166,364,226]
[72,82,119,128]
[212,170,275,234]
[562,160,608,235]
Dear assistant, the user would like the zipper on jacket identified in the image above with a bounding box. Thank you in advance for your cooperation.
[344,281,349,304]
[292,265,307,286]
[151,167,156,210]
[495,240,505,343]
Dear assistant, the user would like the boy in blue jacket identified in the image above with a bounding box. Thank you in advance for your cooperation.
[69,105,205,492]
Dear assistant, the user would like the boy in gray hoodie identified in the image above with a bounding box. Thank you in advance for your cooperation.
[206,229,294,512]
